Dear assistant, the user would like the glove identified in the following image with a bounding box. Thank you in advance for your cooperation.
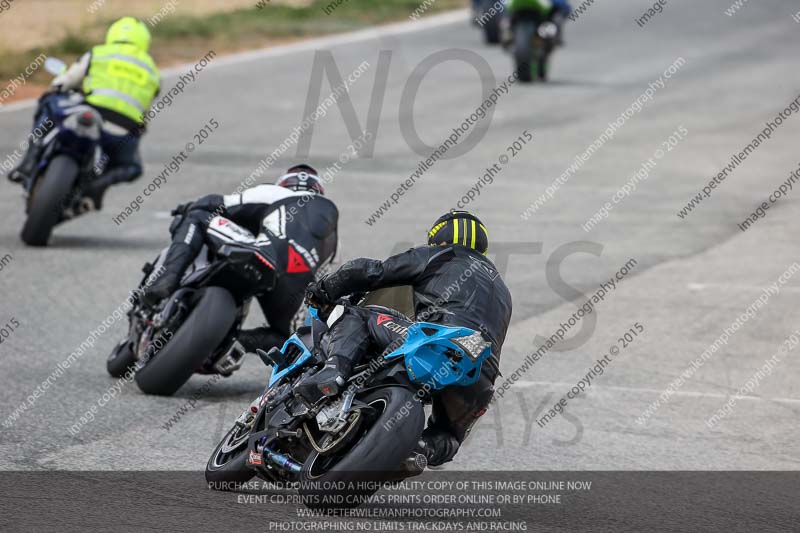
[305,280,334,309]
[39,89,59,103]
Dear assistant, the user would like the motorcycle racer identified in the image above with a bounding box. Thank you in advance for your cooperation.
[7,17,160,209]
[505,0,572,47]
[305,210,512,467]
[144,165,339,353]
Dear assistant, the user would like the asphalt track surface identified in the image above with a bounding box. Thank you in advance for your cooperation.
[1,1,799,530]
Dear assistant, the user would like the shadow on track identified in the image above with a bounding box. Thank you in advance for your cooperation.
[46,235,166,250]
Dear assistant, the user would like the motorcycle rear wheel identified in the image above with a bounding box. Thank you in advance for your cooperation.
[135,286,237,396]
[20,155,78,246]
[513,20,537,83]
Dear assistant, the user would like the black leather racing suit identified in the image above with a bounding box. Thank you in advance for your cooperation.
[167,184,339,349]
[317,243,513,466]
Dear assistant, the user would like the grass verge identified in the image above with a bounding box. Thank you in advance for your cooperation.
[0,0,464,94]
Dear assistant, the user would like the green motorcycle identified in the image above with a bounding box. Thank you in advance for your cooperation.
[506,0,559,82]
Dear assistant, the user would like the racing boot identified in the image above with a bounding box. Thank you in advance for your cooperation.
[84,165,139,210]
[83,176,112,211]
[7,137,43,184]
[419,428,460,467]
[141,242,194,307]
[398,432,457,479]
[398,440,429,477]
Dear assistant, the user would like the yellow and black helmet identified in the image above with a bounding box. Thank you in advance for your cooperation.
[427,210,489,254]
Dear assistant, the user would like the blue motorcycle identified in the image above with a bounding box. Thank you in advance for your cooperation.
[206,296,492,507]
[20,58,106,246]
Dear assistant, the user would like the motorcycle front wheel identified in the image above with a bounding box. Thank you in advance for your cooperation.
[298,386,425,509]
[106,339,137,378]
[205,421,256,486]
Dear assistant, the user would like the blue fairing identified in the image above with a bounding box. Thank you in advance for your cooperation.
[267,307,490,391]
[268,335,313,388]
[37,93,100,167]
[384,322,490,390]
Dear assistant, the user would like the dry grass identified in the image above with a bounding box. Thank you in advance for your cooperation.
[0,0,465,104]
[0,0,312,52]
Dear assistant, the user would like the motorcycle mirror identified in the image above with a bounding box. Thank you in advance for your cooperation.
[257,347,287,368]
[256,348,272,367]
[44,57,67,76]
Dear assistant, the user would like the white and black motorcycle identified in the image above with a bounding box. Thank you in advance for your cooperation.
[107,216,281,396]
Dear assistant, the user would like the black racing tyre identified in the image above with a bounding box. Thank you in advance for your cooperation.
[537,55,549,81]
[106,339,137,378]
[537,39,554,81]
[298,386,425,509]
[205,422,256,486]
[21,155,78,246]
[514,21,536,83]
[135,286,237,396]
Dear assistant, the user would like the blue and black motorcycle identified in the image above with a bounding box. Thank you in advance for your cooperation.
[20,58,106,246]
[206,293,492,507]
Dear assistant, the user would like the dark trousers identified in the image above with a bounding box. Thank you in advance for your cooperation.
[97,129,142,184]
[322,305,496,465]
